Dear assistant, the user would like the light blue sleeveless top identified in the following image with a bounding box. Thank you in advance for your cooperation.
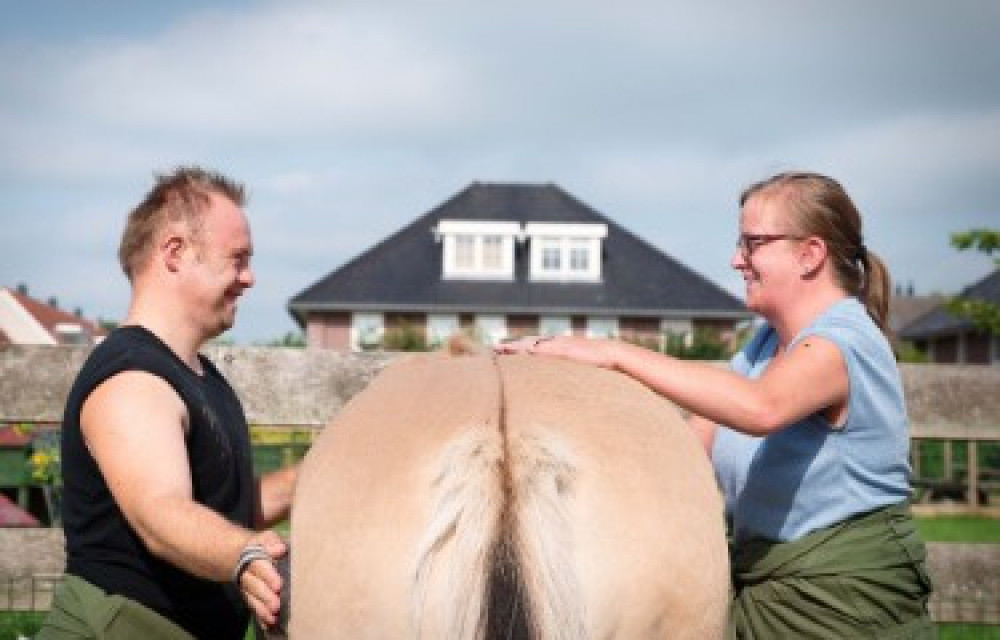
[712,297,912,543]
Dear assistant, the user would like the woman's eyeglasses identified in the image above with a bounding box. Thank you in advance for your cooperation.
[736,233,804,257]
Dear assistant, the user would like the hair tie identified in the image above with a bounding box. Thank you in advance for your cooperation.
[854,244,868,263]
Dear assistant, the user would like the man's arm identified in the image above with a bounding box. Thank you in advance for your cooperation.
[81,370,284,626]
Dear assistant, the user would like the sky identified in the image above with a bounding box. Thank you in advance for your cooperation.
[2,0,998,344]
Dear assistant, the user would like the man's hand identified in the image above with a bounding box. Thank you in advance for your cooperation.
[238,530,287,629]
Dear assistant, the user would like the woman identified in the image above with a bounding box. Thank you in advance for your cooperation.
[497,172,935,638]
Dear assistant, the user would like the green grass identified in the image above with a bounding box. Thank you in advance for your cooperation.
[0,612,260,640]
[0,611,45,640]
[916,515,1000,543]
[939,624,1000,639]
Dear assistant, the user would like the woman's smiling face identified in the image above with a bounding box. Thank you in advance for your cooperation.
[731,193,805,317]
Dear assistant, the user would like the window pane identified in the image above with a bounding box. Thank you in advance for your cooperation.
[455,235,475,269]
[542,247,561,270]
[482,235,502,269]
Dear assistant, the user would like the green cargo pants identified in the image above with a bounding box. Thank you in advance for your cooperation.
[727,500,937,639]
[35,574,195,640]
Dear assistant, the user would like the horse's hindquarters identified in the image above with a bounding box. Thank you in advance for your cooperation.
[290,354,729,639]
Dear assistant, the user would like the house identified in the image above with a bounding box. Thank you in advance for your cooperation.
[0,284,106,347]
[898,269,1000,364]
[887,283,946,338]
[289,182,750,351]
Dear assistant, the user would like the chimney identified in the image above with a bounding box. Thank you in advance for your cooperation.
[16,283,28,295]
[48,296,59,309]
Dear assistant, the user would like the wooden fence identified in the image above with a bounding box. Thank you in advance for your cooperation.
[1,344,998,623]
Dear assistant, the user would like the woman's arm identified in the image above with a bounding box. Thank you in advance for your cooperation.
[501,334,848,437]
[687,413,718,456]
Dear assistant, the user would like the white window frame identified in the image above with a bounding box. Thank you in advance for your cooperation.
[454,234,476,270]
[427,314,460,348]
[568,238,590,272]
[540,237,562,271]
[475,314,507,346]
[586,316,618,338]
[661,318,694,348]
[481,234,504,270]
[351,312,384,351]
[524,223,606,282]
[539,315,572,337]
[436,220,520,280]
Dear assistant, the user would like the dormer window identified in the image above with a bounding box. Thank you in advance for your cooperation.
[482,235,503,269]
[455,234,476,269]
[435,220,520,280]
[525,223,607,282]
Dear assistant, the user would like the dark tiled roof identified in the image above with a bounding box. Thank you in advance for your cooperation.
[888,294,946,333]
[899,269,1000,339]
[289,183,747,323]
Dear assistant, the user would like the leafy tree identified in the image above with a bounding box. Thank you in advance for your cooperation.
[946,229,1000,336]
[950,229,1000,259]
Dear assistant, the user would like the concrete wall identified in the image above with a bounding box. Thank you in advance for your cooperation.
[3,344,998,433]
[0,344,395,426]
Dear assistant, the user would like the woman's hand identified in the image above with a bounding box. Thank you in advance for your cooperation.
[494,335,619,370]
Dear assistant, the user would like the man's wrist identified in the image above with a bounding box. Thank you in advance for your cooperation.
[232,543,273,587]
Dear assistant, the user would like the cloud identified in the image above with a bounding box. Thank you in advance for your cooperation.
[1,0,998,342]
[60,6,472,138]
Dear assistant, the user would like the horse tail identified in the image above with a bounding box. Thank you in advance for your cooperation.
[411,352,585,640]
[411,430,507,640]
[506,433,586,640]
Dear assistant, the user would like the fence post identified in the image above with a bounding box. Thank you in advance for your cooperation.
[968,441,979,508]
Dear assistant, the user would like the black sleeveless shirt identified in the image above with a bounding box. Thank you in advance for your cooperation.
[61,326,254,639]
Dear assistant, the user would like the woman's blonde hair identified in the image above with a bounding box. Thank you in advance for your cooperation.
[740,172,892,338]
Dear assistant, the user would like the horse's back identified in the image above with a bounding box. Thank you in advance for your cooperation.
[290,353,728,639]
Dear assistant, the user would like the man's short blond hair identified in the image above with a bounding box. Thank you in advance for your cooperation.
[118,167,246,281]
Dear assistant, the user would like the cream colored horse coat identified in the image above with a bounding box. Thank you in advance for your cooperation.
[291,353,728,639]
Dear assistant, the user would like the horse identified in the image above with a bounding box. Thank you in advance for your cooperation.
[289,348,729,639]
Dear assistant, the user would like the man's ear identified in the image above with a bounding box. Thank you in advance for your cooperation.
[162,235,186,273]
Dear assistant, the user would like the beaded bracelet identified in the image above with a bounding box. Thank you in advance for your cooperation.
[233,543,273,587]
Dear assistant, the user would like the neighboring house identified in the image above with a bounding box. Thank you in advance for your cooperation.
[887,284,946,338]
[289,182,750,351]
[899,269,1000,364]
[0,285,106,347]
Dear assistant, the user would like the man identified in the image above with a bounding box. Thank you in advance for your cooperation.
[38,167,296,639]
